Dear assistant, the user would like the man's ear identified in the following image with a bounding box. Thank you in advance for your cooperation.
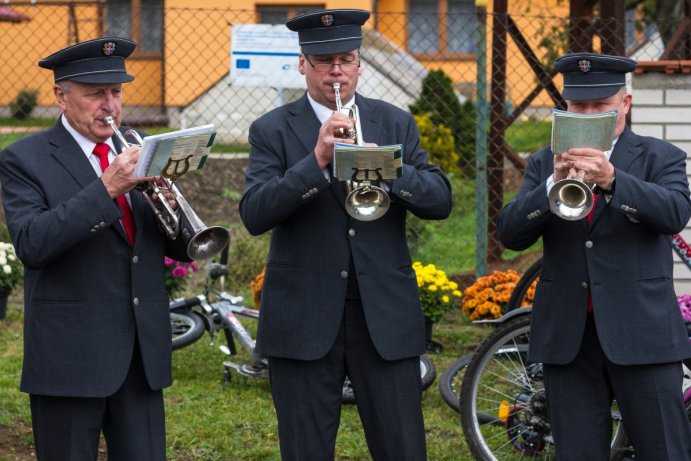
[53,85,67,111]
[298,54,306,75]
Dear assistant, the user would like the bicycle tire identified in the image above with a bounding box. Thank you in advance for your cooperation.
[341,355,437,405]
[505,258,542,312]
[460,315,625,461]
[171,311,206,351]
[439,354,472,412]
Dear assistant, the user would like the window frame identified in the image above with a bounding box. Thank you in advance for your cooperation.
[407,0,477,61]
[105,0,163,59]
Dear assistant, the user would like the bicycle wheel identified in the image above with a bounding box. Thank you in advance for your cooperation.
[439,354,472,412]
[460,316,625,461]
[341,355,437,405]
[171,311,206,351]
[505,258,541,312]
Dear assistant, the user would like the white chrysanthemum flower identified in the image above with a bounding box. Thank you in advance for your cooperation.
[3,265,11,274]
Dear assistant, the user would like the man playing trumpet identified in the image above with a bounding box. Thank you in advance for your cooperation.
[0,37,189,460]
[498,53,691,459]
[240,9,452,460]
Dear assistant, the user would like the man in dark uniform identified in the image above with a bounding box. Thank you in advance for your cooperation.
[0,38,189,460]
[498,53,691,460]
[240,9,452,461]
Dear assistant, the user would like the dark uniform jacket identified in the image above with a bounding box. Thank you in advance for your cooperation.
[240,93,452,361]
[498,126,691,365]
[0,119,189,397]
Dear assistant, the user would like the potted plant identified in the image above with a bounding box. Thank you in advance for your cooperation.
[413,261,462,352]
[0,242,23,319]
[461,269,537,321]
[165,257,199,300]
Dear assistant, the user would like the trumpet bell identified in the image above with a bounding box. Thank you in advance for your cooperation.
[548,178,595,221]
[345,183,390,222]
[184,225,230,261]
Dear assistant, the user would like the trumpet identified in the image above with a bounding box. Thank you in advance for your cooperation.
[332,83,390,221]
[104,116,230,260]
[548,166,595,221]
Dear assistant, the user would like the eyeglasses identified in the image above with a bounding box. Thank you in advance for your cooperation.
[304,54,360,72]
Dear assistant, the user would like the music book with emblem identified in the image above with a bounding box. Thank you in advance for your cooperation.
[133,124,216,180]
[551,109,617,155]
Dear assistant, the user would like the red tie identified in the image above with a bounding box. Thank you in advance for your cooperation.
[92,143,136,246]
[586,194,598,312]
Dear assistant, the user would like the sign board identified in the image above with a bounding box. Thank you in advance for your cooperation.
[230,24,305,89]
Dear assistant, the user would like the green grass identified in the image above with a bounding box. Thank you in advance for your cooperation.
[0,288,494,460]
[505,119,551,153]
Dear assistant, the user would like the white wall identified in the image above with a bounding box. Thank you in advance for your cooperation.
[631,71,691,295]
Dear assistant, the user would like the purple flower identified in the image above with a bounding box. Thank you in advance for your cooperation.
[677,294,691,322]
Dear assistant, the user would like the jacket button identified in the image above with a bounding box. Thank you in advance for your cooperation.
[340,271,348,278]
[348,229,356,237]
[133,297,140,305]
[132,256,139,264]
[585,241,593,248]
[581,282,588,289]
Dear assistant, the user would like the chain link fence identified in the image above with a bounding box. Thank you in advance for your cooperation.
[0,4,683,282]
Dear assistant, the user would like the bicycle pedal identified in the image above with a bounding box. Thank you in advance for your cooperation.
[237,363,269,378]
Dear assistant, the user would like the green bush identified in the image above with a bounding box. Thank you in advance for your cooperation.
[226,227,270,296]
[10,89,38,120]
[414,113,459,176]
[410,70,476,172]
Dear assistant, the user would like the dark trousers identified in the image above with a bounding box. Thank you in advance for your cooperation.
[544,315,691,461]
[29,344,166,461]
[268,299,427,461]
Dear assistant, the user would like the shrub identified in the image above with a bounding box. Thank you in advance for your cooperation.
[410,70,476,172]
[414,113,460,176]
[10,89,38,120]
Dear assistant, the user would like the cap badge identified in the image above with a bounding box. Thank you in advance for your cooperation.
[578,59,591,73]
[102,41,116,56]
[321,14,334,26]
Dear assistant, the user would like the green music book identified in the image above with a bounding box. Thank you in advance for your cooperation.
[551,109,617,154]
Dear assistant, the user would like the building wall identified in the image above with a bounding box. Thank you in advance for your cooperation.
[630,63,691,295]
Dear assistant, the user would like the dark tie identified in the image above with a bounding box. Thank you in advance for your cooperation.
[586,193,599,312]
[92,143,136,246]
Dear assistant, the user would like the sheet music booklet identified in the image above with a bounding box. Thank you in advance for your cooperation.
[551,109,617,155]
[332,143,403,182]
[133,124,216,179]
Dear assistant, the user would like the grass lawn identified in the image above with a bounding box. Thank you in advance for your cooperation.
[0,287,494,460]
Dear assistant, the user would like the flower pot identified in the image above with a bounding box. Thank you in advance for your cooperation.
[424,315,443,354]
[0,290,9,320]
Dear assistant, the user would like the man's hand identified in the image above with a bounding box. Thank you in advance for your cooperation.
[100,145,155,198]
[314,112,355,170]
[560,147,615,189]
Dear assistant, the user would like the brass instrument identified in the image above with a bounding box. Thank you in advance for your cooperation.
[548,167,595,221]
[104,116,230,260]
[332,83,390,221]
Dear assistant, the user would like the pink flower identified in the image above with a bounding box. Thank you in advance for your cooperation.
[171,266,188,278]
[164,256,175,267]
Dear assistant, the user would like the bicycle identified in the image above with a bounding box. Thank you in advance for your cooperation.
[438,258,540,413]
[169,250,437,404]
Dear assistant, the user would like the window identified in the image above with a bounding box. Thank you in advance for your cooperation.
[106,0,163,55]
[257,5,325,25]
[408,0,476,56]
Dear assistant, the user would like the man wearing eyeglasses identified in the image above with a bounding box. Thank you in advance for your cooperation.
[240,8,452,461]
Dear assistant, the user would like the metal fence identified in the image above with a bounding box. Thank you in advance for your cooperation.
[0,4,682,279]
